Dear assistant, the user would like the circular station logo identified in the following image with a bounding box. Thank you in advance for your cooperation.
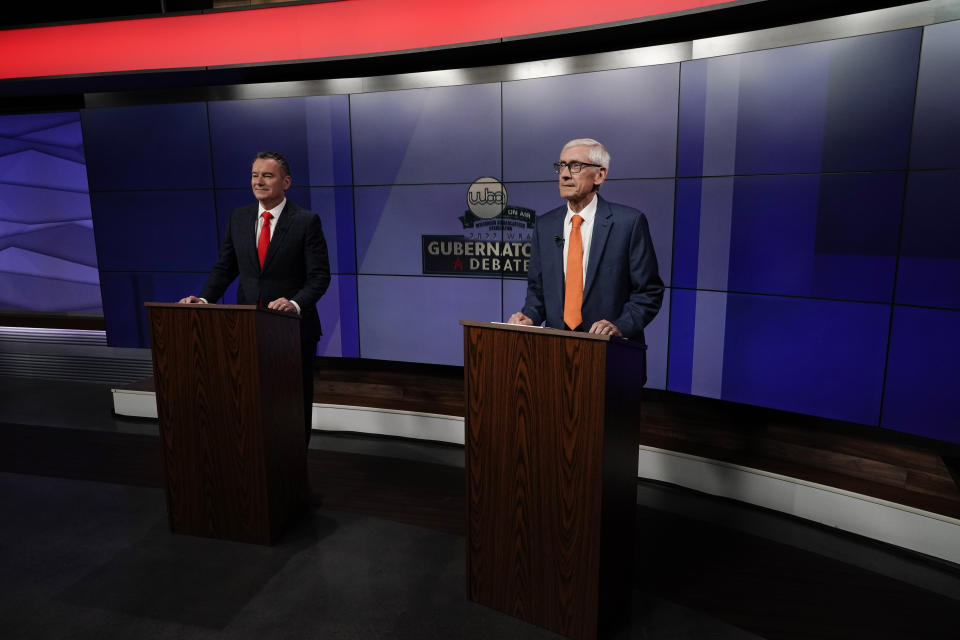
[466,177,507,219]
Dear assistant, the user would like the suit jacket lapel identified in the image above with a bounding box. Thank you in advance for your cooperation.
[548,209,566,308]
[238,206,261,274]
[584,197,612,298]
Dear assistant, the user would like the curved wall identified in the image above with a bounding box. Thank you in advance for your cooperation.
[73,5,960,446]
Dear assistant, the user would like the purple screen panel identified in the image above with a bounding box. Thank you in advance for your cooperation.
[82,103,213,190]
[0,112,101,313]
[503,65,679,182]
[315,274,359,358]
[357,274,501,365]
[721,294,889,425]
[882,306,960,444]
[896,170,960,310]
[351,84,501,186]
[208,96,352,188]
[92,190,219,273]
[911,19,960,169]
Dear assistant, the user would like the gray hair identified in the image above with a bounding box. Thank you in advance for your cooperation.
[561,138,611,170]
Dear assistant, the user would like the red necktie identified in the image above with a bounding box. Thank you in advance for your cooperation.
[258,211,273,268]
[564,214,584,330]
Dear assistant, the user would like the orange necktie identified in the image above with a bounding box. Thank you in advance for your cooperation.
[257,211,273,267]
[564,214,584,330]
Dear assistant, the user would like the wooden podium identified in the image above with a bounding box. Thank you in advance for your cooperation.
[145,303,308,545]
[461,320,645,640]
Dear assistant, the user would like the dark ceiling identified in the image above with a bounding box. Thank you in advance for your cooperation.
[2,1,214,28]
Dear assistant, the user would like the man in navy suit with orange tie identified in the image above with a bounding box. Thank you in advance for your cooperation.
[509,138,663,350]
[179,151,331,443]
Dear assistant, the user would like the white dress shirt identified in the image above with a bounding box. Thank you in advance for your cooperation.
[256,197,286,242]
[562,193,598,287]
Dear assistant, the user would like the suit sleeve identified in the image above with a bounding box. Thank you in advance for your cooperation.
[521,225,546,326]
[199,211,240,303]
[289,214,331,311]
[612,212,664,338]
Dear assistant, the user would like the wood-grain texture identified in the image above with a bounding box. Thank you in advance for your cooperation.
[121,358,960,519]
[638,389,960,519]
[463,322,644,640]
[146,303,306,545]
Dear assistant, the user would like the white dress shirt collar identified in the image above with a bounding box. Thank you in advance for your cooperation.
[258,198,286,219]
[564,192,598,226]
[563,193,599,286]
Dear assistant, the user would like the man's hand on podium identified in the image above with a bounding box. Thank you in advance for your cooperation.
[178,295,206,304]
[508,312,533,325]
[267,297,300,315]
[589,319,622,337]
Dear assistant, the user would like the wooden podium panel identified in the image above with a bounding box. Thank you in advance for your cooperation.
[462,321,645,640]
[146,303,307,545]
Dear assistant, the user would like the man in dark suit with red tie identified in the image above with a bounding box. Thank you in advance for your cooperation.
[509,138,663,352]
[179,151,331,443]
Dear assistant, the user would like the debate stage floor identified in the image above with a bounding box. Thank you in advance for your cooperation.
[1,375,959,640]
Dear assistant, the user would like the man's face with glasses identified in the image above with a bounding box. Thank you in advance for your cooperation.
[555,145,607,209]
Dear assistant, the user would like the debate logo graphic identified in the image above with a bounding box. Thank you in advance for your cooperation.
[422,177,535,278]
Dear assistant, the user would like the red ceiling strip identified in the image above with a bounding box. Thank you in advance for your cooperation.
[0,0,735,80]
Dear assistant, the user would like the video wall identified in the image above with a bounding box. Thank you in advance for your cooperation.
[0,112,100,314]
[17,18,960,444]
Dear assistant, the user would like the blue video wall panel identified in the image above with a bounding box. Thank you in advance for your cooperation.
[729,44,831,174]
[896,170,960,310]
[316,274,359,358]
[0,112,101,313]
[911,19,960,169]
[358,274,501,365]
[351,84,501,185]
[208,95,352,188]
[882,306,960,445]
[666,288,698,394]
[817,29,920,172]
[503,65,679,181]
[720,295,889,425]
[678,29,920,177]
[310,187,355,275]
[643,288,670,391]
[209,97,307,188]
[674,174,901,303]
[91,190,219,272]
[745,175,891,299]
[668,292,889,424]
[82,103,213,190]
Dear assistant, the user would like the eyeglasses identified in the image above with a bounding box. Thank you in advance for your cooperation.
[553,161,603,175]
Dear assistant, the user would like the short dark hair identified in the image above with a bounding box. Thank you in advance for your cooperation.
[254,151,291,177]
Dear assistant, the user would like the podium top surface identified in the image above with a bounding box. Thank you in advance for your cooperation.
[459,320,646,351]
[144,302,300,321]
